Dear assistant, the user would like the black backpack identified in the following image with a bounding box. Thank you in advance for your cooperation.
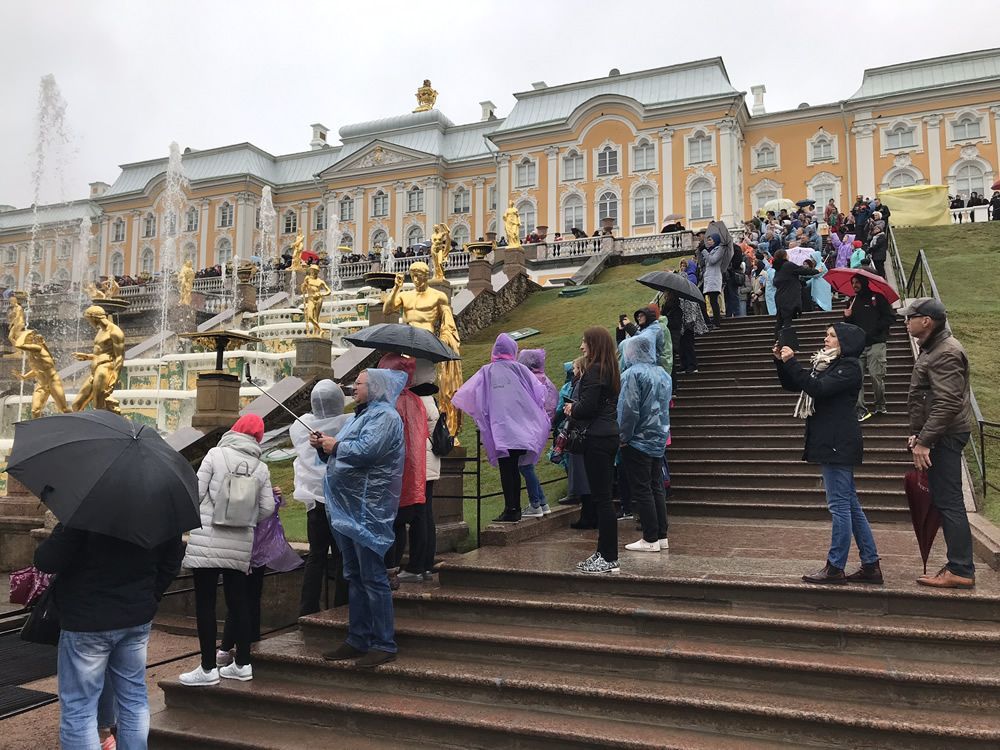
[430,406,454,456]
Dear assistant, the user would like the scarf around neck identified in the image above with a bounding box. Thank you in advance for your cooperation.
[793,347,839,419]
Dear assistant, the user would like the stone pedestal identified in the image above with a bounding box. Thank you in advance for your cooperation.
[0,476,45,572]
[434,447,469,551]
[503,246,526,279]
[467,258,494,297]
[236,282,258,314]
[190,372,241,432]
[368,302,395,327]
[429,277,454,302]
[293,337,334,380]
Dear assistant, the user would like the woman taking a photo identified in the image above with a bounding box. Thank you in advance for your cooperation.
[774,322,882,585]
[565,326,621,574]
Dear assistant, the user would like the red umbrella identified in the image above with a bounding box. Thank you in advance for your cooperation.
[991,178,1000,191]
[823,267,899,304]
[301,250,320,264]
[905,469,941,575]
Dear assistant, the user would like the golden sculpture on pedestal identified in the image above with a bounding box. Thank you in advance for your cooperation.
[7,294,26,347]
[72,305,125,415]
[178,259,195,306]
[412,79,438,113]
[289,232,305,270]
[430,222,452,281]
[383,261,463,438]
[101,276,121,299]
[300,265,332,336]
[12,329,70,418]
[502,200,522,248]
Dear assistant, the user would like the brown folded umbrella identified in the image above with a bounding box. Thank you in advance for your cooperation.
[904,469,941,575]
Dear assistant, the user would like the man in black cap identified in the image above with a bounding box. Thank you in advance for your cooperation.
[902,297,976,588]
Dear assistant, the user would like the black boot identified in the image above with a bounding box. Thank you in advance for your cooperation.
[845,561,884,585]
[801,562,847,585]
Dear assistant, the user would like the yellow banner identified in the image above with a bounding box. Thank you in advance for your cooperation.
[877,185,951,227]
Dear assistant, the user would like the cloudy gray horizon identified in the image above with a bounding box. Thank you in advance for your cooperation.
[1,0,996,209]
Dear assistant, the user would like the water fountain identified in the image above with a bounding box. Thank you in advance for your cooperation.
[325,211,341,291]
[259,186,277,299]
[72,215,91,351]
[158,142,189,358]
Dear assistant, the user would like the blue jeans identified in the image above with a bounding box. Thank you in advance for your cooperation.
[332,530,397,653]
[58,622,152,750]
[821,465,879,570]
[519,464,546,508]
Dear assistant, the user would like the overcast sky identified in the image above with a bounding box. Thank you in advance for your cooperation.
[2,0,996,209]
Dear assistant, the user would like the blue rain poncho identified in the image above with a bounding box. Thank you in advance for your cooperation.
[290,380,350,511]
[324,368,406,555]
[617,334,672,458]
[764,260,777,315]
[807,251,833,312]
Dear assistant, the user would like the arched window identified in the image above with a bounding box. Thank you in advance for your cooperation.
[406,186,424,213]
[218,202,234,228]
[597,146,619,176]
[886,124,916,150]
[372,191,388,217]
[58,240,72,258]
[113,217,126,242]
[563,150,583,181]
[452,225,469,248]
[339,196,354,222]
[563,195,584,233]
[86,265,98,283]
[54,267,70,284]
[110,252,124,277]
[217,237,232,266]
[142,213,156,238]
[953,115,982,141]
[28,271,42,288]
[755,144,776,169]
[597,192,618,224]
[282,210,297,234]
[255,206,262,230]
[688,131,712,164]
[371,229,388,250]
[633,186,656,226]
[4,247,16,265]
[515,157,536,188]
[183,242,197,265]
[811,136,833,161]
[166,211,177,236]
[889,172,917,189]
[452,187,470,214]
[955,162,986,197]
[689,178,714,221]
[517,201,536,236]
[406,225,424,247]
[185,207,199,232]
[339,232,353,250]
[1,274,16,289]
[314,204,326,230]
[31,243,42,262]
[140,247,155,274]
[487,219,497,235]
[487,184,497,210]
[632,140,655,172]
[312,240,325,255]
[812,183,835,206]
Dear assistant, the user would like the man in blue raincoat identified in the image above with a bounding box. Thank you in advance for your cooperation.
[618,335,672,554]
[309,368,406,668]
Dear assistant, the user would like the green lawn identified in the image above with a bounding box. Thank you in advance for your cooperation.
[893,222,1000,522]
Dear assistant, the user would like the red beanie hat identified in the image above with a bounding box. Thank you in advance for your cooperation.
[231,414,264,443]
[852,240,863,248]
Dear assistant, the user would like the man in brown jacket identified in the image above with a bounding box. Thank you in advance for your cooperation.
[902,298,976,588]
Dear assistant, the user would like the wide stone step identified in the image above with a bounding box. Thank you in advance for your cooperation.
[692,352,913,367]
[683,360,914,374]
[671,396,909,411]
[697,335,911,352]
[669,447,912,462]
[670,424,910,439]
[671,413,911,427]
[677,376,912,394]
[668,499,909,523]
[671,483,907,504]
[672,464,907,485]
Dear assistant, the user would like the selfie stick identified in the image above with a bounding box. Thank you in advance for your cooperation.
[242,363,318,433]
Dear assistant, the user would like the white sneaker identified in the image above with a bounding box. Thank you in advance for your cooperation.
[522,505,544,518]
[625,539,661,553]
[219,662,253,681]
[540,504,551,515]
[179,666,219,686]
[216,648,234,667]
[659,538,669,551]
[397,570,423,583]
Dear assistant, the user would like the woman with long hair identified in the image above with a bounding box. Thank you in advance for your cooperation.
[564,326,621,574]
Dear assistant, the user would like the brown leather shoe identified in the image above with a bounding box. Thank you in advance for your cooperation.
[845,561,884,585]
[802,562,847,585]
[917,567,975,589]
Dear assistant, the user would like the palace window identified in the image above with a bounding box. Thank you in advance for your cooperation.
[112,218,126,242]
[372,191,388,217]
[4,247,16,265]
[755,145,777,169]
[183,243,197,265]
[812,183,835,205]
[563,150,583,181]
[754,189,778,213]
[886,124,916,150]
[185,207,199,232]
[314,204,327,230]
[689,178,714,221]
[563,195,584,233]
[597,146,619,177]
[598,192,618,224]
[633,186,656,226]
[452,187,470,214]
[339,196,354,222]
[952,114,982,141]
[889,172,916,189]
[140,247,155,274]
[32,244,42,262]
[110,252,124,277]
[632,140,655,172]
[487,185,497,210]
[452,225,469,248]
[955,162,986,197]
[255,206,261,230]
[811,136,833,161]
[688,132,712,164]
[371,229,388,250]
[142,213,156,238]
[406,225,424,247]
[517,201,536,235]
[218,201,234,228]
[514,158,536,188]
[58,240,71,258]
[217,237,233,266]
[339,232,353,250]
[406,186,424,213]
[283,210,297,234]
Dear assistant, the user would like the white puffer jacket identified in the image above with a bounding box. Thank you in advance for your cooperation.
[182,431,275,573]
[421,394,441,482]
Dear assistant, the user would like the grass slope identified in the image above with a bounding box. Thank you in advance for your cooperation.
[894,222,1000,521]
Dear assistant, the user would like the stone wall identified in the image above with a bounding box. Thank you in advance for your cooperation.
[455,271,541,341]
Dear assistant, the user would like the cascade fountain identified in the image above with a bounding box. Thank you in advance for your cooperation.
[259,187,277,299]
[72,215,91,351]
[326,212,342,291]
[157,142,189,359]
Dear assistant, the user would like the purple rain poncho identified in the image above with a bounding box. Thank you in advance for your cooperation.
[250,491,304,572]
[517,348,559,418]
[452,333,550,466]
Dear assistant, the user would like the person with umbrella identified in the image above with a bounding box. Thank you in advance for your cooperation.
[902,298,977,589]
[771,248,820,334]
[841,273,896,422]
[774,323,882,584]
[700,233,726,327]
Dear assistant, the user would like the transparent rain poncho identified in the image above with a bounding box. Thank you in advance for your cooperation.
[290,380,350,511]
[618,334,673,458]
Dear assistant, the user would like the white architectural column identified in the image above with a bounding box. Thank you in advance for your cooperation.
[992,106,1000,175]
[393,182,405,242]
[923,115,943,185]
[852,123,877,198]
[472,177,485,239]
[353,189,365,251]
[99,215,110,277]
[545,146,559,231]
[235,191,254,258]
[717,118,740,226]
[497,153,511,216]
[129,209,142,275]
[659,128,674,220]
[199,199,210,269]
[425,177,443,227]
[322,190,335,249]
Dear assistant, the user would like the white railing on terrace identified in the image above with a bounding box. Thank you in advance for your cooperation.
[382,251,472,275]
[534,230,692,261]
[950,206,990,223]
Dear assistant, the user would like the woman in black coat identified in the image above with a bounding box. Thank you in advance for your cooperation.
[772,248,820,333]
[774,322,882,585]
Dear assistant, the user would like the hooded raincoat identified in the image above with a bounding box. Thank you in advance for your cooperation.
[618,335,672,457]
[377,353,429,508]
[452,333,550,466]
[517,349,559,418]
[290,380,350,511]
[324,368,406,556]
[807,252,833,312]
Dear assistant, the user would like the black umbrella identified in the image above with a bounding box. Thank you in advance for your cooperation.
[6,411,200,549]
[636,271,703,302]
[796,199,816,207]
[704,220,735,271]
[344,323,460,362]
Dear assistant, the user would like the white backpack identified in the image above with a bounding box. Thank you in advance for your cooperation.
[211,447,261,528]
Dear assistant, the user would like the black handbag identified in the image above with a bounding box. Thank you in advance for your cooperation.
[20,580,60,646]
[430,411,454,456]
[563,420,589,454]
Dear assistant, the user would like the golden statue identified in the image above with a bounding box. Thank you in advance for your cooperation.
[12,329,70,418]
[502,200,522,248]
[86,281,105,300]
[300,265,331,336]
[430,222,452,281]
[290,232,305,270]
[178,259,195,306]
[383,261,463,438]
[101,276,120,299]
[7,294,26,347]
[413,79,438,113]
[72,305,125,415]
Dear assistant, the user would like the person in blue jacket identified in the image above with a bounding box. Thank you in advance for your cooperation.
[310,367,406,668]
[618,334,672,553]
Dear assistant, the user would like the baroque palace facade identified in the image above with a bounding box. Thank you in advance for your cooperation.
[2,48,999,288]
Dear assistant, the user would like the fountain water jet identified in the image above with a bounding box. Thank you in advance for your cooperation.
[157,142,189,360]
[259,187,277,299]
